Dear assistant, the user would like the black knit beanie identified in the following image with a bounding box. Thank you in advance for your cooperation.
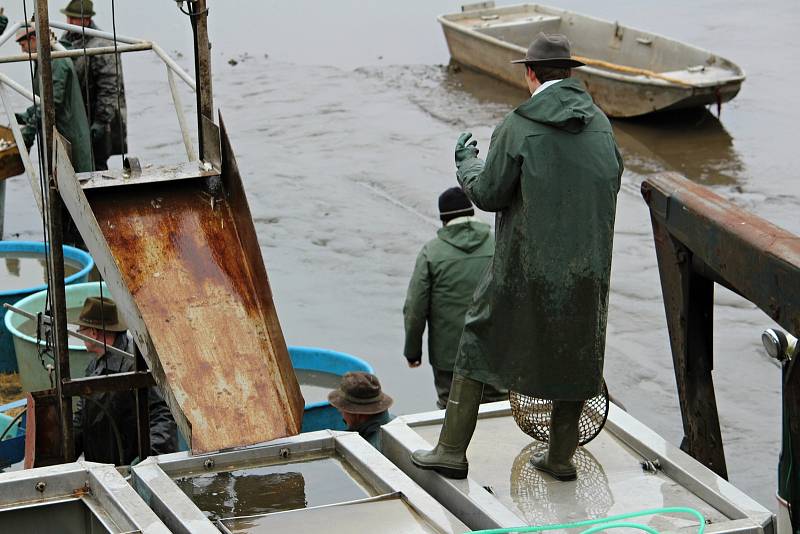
[438,187,474,222]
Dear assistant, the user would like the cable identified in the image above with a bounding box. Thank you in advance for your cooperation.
[110,0,125,164]
[469,507,707,534]
[21,0,55,363]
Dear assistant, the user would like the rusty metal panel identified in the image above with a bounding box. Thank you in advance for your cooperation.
[55,134,304,454]
[642,172,800,337]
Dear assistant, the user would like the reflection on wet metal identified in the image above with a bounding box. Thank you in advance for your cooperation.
[295,369,341,405]
[510,442,613,526]
[413,413,729,528]
[0,253,80,292]
[173,456,370,521]
[218,495,437,534]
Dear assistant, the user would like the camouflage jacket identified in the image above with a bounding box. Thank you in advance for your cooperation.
[61,23,127,154]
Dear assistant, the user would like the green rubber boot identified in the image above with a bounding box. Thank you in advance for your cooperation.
[530,400,585,481]
[410,374,484,479]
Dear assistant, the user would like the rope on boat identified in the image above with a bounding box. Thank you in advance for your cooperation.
[470,506,706,534]
[573,55,695,88]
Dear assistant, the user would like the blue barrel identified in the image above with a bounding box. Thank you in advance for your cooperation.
[0,241,94,372]
[288,346,373,433]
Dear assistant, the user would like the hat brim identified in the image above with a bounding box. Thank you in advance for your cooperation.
[510,57,585,68]
[60,8,96,17]
[69,318,127,332]
[328,390,394,415]
[15,29,36,42]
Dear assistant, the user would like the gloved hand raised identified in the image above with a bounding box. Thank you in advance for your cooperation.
[0,12,8,37]
[455,132,479,166]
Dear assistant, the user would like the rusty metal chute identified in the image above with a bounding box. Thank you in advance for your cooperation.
[54,115,304,453]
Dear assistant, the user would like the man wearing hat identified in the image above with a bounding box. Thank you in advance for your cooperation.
[412,33,623,481]
[403,187,506,409]
[14,20,93,172]
[328,372,394,449]
[60,0,127,170]
[73,296,178,465]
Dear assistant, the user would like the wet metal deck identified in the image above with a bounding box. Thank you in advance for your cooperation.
[381,403,774,533]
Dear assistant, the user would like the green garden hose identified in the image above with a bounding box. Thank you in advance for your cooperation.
[471,506,706,534]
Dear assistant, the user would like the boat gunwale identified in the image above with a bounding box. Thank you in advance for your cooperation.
[437,4,746,90]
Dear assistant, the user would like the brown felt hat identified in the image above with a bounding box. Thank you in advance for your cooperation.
[511,32,584,68]
[328,372,393,415]
[71,296,127,332]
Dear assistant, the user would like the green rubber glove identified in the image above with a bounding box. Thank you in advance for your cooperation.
[0,15,8,37]
[455,132,479,166]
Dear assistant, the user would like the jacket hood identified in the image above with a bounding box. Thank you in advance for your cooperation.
[437,221,491,252]
[514,78,596,133]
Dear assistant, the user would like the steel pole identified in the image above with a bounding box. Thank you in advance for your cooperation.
[191,0,214,161]
[35,0,73,462]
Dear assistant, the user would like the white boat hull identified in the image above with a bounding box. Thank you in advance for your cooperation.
[439,4,745,117]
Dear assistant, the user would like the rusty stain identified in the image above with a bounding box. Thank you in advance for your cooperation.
[85,178,303,453]
[71,482,91,498]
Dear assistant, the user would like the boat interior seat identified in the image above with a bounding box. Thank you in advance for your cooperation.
[658,65,736,85]
[473,14,561,46]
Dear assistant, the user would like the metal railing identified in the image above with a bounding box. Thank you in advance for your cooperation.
[0,18,198,206]
[642,171,800,524]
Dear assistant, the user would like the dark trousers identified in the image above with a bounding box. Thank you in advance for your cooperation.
[432,367,508,410]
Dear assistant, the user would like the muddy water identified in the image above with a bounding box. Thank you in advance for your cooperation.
[0,0,796,510]
[173,456,370,521]
[0,253,81,292]
[295,369,342,405]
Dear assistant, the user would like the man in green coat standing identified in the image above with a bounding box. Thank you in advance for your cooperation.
[15,23,93,173]
[403,187,506,409]
[412,33,623,481]
[60,0,128,170]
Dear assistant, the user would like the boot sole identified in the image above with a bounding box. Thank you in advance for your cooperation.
[411,458,468,479]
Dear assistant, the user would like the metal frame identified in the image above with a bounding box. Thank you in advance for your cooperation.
[641,172,800,528]
[130,429,466,534]
[0,7,214,464]
[380,401,775,533]
[0,17,199,184]
[0,460,170,533]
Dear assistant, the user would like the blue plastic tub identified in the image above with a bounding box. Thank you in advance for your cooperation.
[288,346,373,433]
[0,241,94,373]
[0,398,26,469]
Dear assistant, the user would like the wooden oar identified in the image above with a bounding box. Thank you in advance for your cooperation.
[572,55,695,88]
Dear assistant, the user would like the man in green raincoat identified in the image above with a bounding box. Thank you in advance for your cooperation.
[403,187,506,409]
[412,33,623,481]
[15,22,93,173]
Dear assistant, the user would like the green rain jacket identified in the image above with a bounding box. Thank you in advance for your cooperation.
[403,220,494,371]
[18,57,93,172]
[454,78,623,400]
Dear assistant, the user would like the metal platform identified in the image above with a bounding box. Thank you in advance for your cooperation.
[130,429,467,533]
[0,461,169,533]
[381,402,775,534]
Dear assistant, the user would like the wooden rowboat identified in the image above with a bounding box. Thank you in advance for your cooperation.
[438,2,745,117]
